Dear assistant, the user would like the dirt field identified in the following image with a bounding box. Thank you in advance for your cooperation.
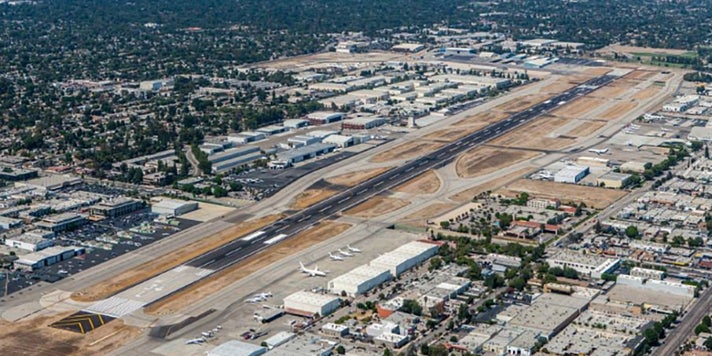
[489,115,575,150]
[631,85,662,101]
[326,167,390,187]
[394,170,441,194]
[290,188,338,210]
[371,141,444,163]
[71,214,284,302]
[540,80,576,94]
[180,202,236,222]
[583,67,613,76]
[455,110,510,126]
[494,94,552,112]
[456,146,539,178]
[564,120,607,138]
[626,70,657,81]
[144,221,352,315]
[448,167,535,203]
[597,44,693,57]
[423,126,486,142]
[551,97,607,118]
[345,196,411,218]
[590,84,630,99]
[398,203,457,225]
[496,179,627,209]
[567,74,596,84]
[596,100,638,121]
[0,314,140,356]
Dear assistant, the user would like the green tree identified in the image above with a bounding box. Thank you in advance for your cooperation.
[335,345,346,354]
[624,225,639,239]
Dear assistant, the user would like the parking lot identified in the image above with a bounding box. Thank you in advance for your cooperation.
[0,209,200,298]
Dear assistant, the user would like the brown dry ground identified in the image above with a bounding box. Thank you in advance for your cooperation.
[290,189,339,210]
[456,146,539,178]
[496,179,627,209]
[626,70,657,81]
[71,214,283,302]
[423,126,486,143]
[494,94,552,112]
[394,170,441,194]
[325,167,391,187]
[564,120,607,138]
[345,196,411,218]
[598,45,692,57]
[371,141,444,163]
[590,85,630,99]
[631,85,662,101]
[454,110,510,126]
[583,67,613,76]
[595,101,638,121]
[448,167,536,203]
[566,74,597,84]
[540,81,577,94]
[489,115,575,150]
[399,203,457,225]
[551,97,607,118]
[144,221,352,315]
[0,314,141,356]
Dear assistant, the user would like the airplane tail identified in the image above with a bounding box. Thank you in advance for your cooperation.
[299,262,305,269]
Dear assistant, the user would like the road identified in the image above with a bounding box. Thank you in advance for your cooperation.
[653,285,712,356]
[143,74,618,307]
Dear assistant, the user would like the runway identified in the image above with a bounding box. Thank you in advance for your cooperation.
[137,74,618,301]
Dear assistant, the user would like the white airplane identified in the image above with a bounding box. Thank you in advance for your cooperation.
[346,244,361,253]
[245,296,265,303]
[186,337,206,345]
[338,249,354,257]
[255,292,272,299]
[588,148,609,155]
[329,252,344,261]
[299,262,327,277]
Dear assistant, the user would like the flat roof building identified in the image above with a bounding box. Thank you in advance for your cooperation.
[597,172,632,189]
[151,198,198,216]
[208,340,266,356]
[35,213,87,232]
[4,233,53,252]
[321,134,354,148]
[276,143,336,164]
[341,116,387,130]
[90,197,144,218]
[546,249,620,279]
[283,291,341,317]
[328,265,392,297]
[282,119,309,129]
[306,112,345,125]
[554,165,589,184]
[14,246,83,271]
[16,175,82,191]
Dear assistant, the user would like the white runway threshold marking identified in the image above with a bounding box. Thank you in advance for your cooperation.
[263,234,288,245]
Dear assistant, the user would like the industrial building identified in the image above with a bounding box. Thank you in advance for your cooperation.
[35,213,87,232]
[546,249,620,279]
[151,198,198,216]
[391,43,425,52]
[208,146,261,164]
[288,135,322,147]
[306,112,345,125]
[0,168,38,181]
[620,161,649,173]
[15,175,82,191]
[321,134,354,148]
[4,233,53,252]
[617,275,695,297]
[90,197,144,218]
[554,165,589,184]
[283,291,342,317]
[276,143,336,164]
[630,267,665,280]
[226,131,266,145]
[328,265,392,297]
[321,323,350,337]
[208,340,266,356]
[282,119,310,129]
[369,241,439,277]
[341,116,387,130]
[14,246,84,271]
[264,331,296,350]
[596,172,632,189]
[211,152,265,174]
[256,125,287,136]
[0,216,22,230]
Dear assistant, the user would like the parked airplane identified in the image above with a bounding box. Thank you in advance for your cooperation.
[255,292,273,299]
[346,244,361,253]
[587,148,609,155]
[329,252,344,261]
[299,262,327,277]
[245,292,271,303]
[186,337,206,345]
[338,249,354,257]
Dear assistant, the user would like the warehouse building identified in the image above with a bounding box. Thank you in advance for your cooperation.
[321,134,354,148]
[276,143,336,164]
[4,233,53,252]
[256,125,287,136]
[151,198,198,216]
[620,161,649,174]
[208,340,266,356]
[328,265,392,297]
[288,135,322,148]
[617,275,695,297]
[546,249,620,279]
[0,216,22,230]
[16,175,82,191]
[630,267,665,280]
[90,197,144,218]
[341,116,387,130]
[282,119,309,129]
[391,43,425,52]
[264,331,296,350]
[283,291,341,317]
[212,152,265,174]
[14,246,84,271]
[208,146,261,164]
[554,165,589,184]
[321,323,350,337]
[307,112,345,125]
[597,172,632,189]
[35,213,87,232]
[0,168,38,181]
[370,241,440,277]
